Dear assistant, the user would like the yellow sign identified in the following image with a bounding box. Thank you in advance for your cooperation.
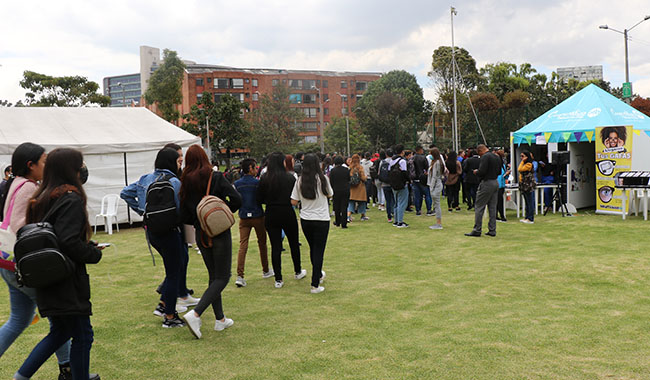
[595,125,633,214]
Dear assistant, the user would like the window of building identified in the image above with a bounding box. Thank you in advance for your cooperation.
[245,93,250,98]
[245,79,250,83]
[216,78,229,89]
[252,93,259,101]
[303,108,317,118]
[231,78,244,89]
[304,136,318,143]
[289,79,301,89]
[356,81,367,91]
[196,78,204,86]
[340,94,348,102]
[289,94,302,104]
[356,95,363,101]
[316,80,321,87]
[340,80,347,88]
[303,94,316,104]
[323,80,328,88]
[272,79,279,86]
[197,93,203,102]
[323,94,328,102]
[323,108,329,116]
[214,93,224,103]
[303,80,316,89]
[350,80,354,86]
[303,122,319,131]
[282,79,287,85]
[207,77,212,83]
[252,79,258,87]
[235,93,245,102]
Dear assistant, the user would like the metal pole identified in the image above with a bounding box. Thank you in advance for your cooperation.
[451,7,458,153]
[206,112,211,160]
[346,116,350,156]
[624,29,630,104]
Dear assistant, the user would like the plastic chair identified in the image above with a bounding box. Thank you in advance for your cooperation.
[94,194,120,235]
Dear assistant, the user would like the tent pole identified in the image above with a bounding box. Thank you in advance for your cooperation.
[124,152,131,224]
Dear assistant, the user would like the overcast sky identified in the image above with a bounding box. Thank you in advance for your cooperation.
[1,0,649,104]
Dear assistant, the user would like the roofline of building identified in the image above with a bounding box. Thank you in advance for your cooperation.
[103,73,141,80]
[185,64,383,77]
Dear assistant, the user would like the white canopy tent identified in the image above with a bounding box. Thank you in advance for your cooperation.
[0,107,201,226]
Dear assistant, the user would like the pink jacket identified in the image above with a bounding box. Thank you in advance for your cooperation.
[2,178,38,233]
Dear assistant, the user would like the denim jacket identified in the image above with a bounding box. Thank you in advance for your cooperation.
[120,169,181,216]
[234,175,263,219]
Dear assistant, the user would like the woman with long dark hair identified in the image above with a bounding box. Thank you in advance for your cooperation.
[518,150,536,224]
[444,151,462,211]
[13,148,102,380]
[328,156,350,228]
[0,143,76,379]
[427,148,447,230]
[347,154,368,222]
[291,154,332,293]
[258,152,305,289]
[179,145,241,339]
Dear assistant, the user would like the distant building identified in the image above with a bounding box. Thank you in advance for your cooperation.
[180,65,382,143]
[557,65,603,83]
[102,73,141,107]
[140,46,161,95]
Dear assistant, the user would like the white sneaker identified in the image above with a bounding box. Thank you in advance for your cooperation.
[311,286,325,294]
[182,311,202,339]
[429,224,443,230]
[262,270,275,278]
[274,280,284,288]
[154,303,187,317]
[235,276,247,287]
[320,270,326,284]
[214,317,234,331]
[520,219,534,224]
[295,269,307,280]
[177,295,200,307]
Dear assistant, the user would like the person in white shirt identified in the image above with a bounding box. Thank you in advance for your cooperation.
[290,153,332,293]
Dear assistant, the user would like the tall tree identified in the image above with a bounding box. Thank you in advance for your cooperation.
[144,49,186,124]
[247,84,303,158]
[214,94,248,168]
[356,70,429,148]
[631,96,650,117]
[324,117,371,154]
[19,71,110,107]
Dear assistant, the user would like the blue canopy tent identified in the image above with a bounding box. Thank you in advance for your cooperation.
[513,84,650,145]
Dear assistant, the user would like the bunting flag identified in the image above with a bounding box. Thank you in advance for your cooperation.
[645,130,650,139]
[562,132,572,142]
[574,131,583,142]
[525,135,533,145]
[509,135,514,144]
[544,132,552,142]
[585,130,594,142]
[633,129,642,136]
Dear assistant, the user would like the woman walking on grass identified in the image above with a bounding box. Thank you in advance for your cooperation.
[347,154,368,222]
[290,154,332,293]
[444,151,462,212]
[258,152,306,289]
[427,148,447,230]
[13,148,102,380]
[180,145,241,339]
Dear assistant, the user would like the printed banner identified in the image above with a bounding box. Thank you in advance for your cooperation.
[595,125,633,214]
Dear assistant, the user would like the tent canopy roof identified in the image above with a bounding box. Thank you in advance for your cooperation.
[0,107,201,154]
[513,84,650,144]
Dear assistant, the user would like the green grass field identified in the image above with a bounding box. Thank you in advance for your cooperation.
[1,204,649,379]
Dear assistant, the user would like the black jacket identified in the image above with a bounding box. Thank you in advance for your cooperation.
[412,154,429,183]
[181,171,242,229]
[36,192,102,317]
[258,172,296,209]
[476,152,502,181]
[329,165,350,193]
[463,156,481,185]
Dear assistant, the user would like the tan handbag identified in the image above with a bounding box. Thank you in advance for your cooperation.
[196,173,235,246]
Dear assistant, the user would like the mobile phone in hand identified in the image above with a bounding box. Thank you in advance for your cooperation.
[97,243,111,248]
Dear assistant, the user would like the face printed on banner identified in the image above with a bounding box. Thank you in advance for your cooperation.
[598,186,614,203]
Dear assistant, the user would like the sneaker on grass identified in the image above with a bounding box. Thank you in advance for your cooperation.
[274,280,284,288]
[295,269,307,280]
[214,317,234,331]
[177,295,200,307]
[397,222,410,228]
[162,312,185,328]
[320,270,326,284]
[311,286,325,294]
[235,276,247,287]
[429,224,443,230]
[154,302,187,317]
[262,269,275,278]
[182,311,202,339]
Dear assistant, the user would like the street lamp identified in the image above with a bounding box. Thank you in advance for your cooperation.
[336,92,350,156]
[312,86,329,153]
[116,82,126,107]
[199,107,211,160]
[599,15,650,102]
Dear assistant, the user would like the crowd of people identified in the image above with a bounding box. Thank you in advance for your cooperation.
[0,139,558,379]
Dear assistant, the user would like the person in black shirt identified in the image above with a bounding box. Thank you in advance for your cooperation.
[257,152,305,288]
[465,144,501,237]
[462,150,481,209]
[328,156,350,228]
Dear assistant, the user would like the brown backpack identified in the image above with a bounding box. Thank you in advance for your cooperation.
[196,173,235,246]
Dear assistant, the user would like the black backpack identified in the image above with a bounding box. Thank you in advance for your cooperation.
[144,174,178,234]
[369,160,379,180]
[389,157,407,190]
[378,160,390,183]
[14,198,75,288]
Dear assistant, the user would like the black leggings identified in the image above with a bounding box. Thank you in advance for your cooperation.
[332,190,349,227]
[194,229,232,320]
[446,183,460,208]
[265,206,301,282]
[300,219,329,287]
[497,188,506,220]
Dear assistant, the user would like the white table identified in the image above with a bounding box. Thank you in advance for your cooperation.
[504,186,521,219]
[536,184,559,214]
[620,188,649,221]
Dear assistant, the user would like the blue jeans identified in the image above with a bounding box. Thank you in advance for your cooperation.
[523,191,535,222]
[382,186,394,219]
[0,269,70,364]
[16,315,93,380]
[392,188,409,224]
[347,201,367,214]
[412,182,432,213]
[541,175,554,207]
[148,228,185,315]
